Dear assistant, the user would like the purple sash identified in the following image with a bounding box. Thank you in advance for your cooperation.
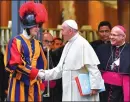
[102,71,130,102]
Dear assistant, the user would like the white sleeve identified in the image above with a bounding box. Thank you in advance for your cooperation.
[85,64,105,89]
[44,65,62,81]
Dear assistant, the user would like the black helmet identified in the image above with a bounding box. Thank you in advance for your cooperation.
[21,13,37,28]
[19,2,48,29]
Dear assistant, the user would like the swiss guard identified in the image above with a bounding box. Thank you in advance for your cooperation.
[4,1,48,101]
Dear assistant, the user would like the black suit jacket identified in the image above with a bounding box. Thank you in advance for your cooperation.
[90,40,110,52]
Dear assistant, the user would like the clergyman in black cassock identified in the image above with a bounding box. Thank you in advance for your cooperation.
[96,25,130,102]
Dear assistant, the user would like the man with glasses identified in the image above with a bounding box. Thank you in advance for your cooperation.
[96,25,130,102]
[42,32,62,102]
[42,32,54,50]
[90,21,112,51]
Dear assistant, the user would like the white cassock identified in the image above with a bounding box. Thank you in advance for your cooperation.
[44,33,105,101]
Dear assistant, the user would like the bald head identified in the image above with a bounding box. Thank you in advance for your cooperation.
[42,32,53,50]
[43,32,53,39]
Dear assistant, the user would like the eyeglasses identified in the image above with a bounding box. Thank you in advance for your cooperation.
[44,40,54,44]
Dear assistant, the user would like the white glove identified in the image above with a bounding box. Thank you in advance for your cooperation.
[37,69,45,79]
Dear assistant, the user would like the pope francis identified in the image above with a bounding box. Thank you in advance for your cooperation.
[38,19,105,101]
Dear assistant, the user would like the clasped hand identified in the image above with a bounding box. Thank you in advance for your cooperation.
[90,89,98,96]
[37,69,45,79]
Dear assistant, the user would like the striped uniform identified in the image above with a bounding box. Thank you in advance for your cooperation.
[4,34,47,101]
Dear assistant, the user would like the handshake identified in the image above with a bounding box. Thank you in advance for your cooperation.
[37,69,45,79]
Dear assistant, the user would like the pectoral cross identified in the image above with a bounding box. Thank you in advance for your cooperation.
[111,47,120,71]
[110,62,115,70]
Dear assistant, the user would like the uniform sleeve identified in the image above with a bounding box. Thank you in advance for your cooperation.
[5,38,38,80]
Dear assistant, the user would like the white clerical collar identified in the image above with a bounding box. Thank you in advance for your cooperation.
[22,30,32,39]
[69,33,79,42]
[116,42,125,48]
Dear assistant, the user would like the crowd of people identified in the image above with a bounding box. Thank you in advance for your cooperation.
[0,1,130,102]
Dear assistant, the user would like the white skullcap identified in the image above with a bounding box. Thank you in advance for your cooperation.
[64,19,78,30]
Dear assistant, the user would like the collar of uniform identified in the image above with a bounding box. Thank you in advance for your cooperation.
[68,33,79,42]
[22,30,32,40]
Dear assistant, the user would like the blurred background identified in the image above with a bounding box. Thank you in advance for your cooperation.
[0,0,129,53]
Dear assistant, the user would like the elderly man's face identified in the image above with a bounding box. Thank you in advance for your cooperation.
[61,24,71,41]
[98,26,111,41]
[110,30,125,46]
[42,33,53,50]
[61,25,69,35]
